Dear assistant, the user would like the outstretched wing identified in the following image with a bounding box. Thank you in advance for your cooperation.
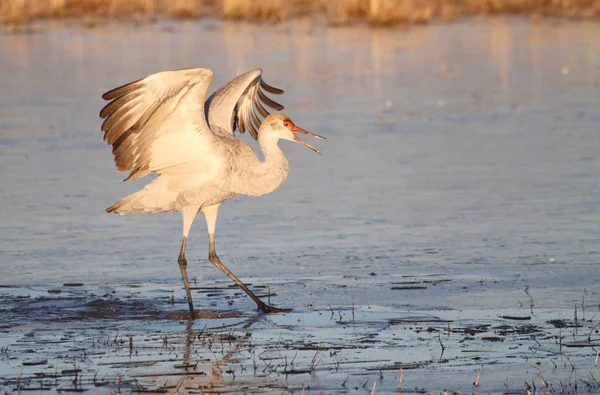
[205,69,284,139]
[100,68,214,181]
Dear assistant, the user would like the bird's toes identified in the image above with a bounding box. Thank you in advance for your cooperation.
[260,304,293,313]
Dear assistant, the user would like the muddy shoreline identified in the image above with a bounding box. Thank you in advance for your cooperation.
[1,280,599,393]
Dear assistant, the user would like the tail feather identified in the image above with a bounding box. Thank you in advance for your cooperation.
[106,196,135,214]
[106,177,178,214]
[106,202,121,213]
[106,191,147,214]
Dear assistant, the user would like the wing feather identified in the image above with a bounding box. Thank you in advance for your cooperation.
[260,79,284,95]
[254,99,270,118]
[256,88,284,111]
[99,68,214,181]
[205,69,284,140]
[102,78,145,100]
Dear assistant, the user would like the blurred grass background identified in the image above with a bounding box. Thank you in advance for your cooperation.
[1,0,599,25]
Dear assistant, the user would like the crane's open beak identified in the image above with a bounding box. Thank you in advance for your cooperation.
[292,127,326,154]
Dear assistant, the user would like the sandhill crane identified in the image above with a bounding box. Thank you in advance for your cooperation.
[99,68,325,319]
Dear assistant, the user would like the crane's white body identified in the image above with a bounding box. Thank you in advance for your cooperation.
[100,67,324,317]
[108,127,289,214]
[103,68,290,215]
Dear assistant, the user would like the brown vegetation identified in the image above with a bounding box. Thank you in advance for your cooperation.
[1,0,599,25]
[1,0,205,24]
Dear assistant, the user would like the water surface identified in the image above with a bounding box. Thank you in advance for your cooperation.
[0,17,599,392]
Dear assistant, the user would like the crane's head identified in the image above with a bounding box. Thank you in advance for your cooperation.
[261,114,326,154]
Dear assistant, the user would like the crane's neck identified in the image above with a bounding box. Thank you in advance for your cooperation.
[235,136,289,197]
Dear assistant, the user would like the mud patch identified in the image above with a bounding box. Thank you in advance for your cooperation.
[1,281,599,393]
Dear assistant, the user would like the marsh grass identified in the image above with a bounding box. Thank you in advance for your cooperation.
[1,0,599,26]
[1,0,205,24]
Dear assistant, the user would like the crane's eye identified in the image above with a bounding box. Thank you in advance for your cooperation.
[283,121,290,127]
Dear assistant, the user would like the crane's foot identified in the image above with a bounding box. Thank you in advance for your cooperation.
[256,303,293,313]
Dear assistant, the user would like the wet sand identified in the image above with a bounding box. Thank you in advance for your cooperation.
[1,17,600,392]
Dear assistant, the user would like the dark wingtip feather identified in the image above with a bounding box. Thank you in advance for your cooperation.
[123,169,139,182]
[102,77,144,100]
[248,127,258,140]
[248,108,261,140]
[238,114,247,135]
[260,80,284,95]
[99,100,113,119]
[102,86,125,101]
[257,89,284,111]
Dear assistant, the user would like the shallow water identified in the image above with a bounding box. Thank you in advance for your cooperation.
[0,17,599,393]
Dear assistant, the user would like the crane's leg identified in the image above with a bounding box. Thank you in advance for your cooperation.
[202,204,291,313]
[179,205,200,319]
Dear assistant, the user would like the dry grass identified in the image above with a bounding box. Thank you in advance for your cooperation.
[223,0,285,21]
[1,0,599,25]
[0,0,205,24]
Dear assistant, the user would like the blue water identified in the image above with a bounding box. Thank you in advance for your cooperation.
[0,18,598,312]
